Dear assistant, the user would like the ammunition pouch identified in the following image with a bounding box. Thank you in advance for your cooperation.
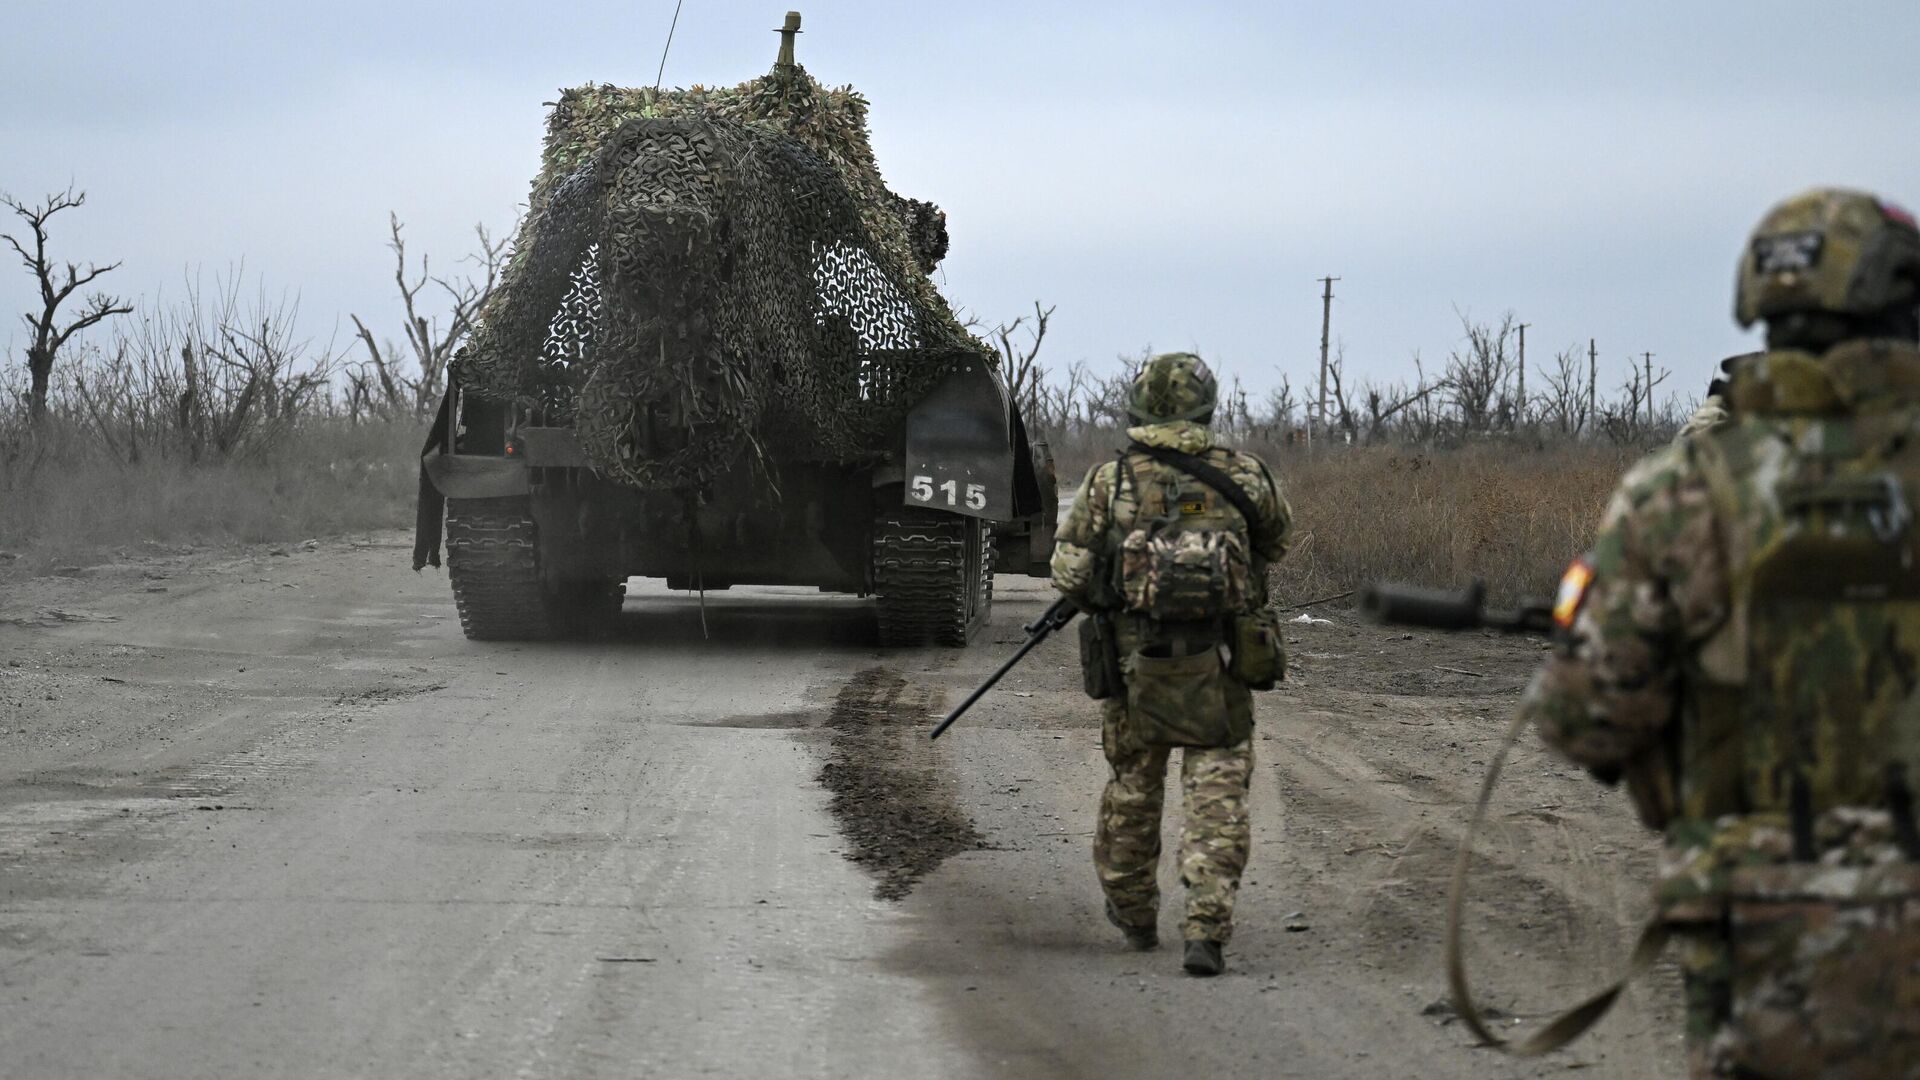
[1078,615,1123,701]
[1126,637,1248,749]
[1227,608,1286,690]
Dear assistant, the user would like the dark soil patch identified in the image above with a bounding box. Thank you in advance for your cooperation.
[692,710,816,730]
[817,667,984,900]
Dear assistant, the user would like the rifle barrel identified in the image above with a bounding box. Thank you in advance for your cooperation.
[1365,580,1554,636]
[929,598,1078,741]
[1362,581,1486,630]
[929,630,1047,740]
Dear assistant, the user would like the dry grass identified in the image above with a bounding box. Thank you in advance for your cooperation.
[1266,443,1635,606]
[1050,433,1639,607]
[1,419,424,573]
[6,411,1634,605]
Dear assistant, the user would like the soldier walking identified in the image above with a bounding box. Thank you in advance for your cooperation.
[1050,352,1291,976]
[1521,188,1920,1076]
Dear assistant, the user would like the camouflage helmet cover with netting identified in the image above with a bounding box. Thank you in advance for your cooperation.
[1127,352,1219,424]
[1736,187,1920,327]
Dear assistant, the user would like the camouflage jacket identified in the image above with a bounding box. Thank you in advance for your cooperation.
[1050,421,1291,612]
[1521,339,1920,912]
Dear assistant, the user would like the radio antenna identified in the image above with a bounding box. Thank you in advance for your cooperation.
[653,0,687,91]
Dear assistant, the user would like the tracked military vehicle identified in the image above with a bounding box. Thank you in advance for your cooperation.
[411,13,1056,645]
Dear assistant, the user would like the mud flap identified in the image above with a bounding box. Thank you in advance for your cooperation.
[415,386,535,569]
[902,357,1016,521]
[996,405,1058,576]
[413,388,453,571]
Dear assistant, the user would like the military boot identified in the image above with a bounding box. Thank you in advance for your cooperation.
[1182,939,1224,977]
[1104,899,1158,951]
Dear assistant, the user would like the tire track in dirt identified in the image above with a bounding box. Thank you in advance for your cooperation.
[1264,684,1681,1042]
[817,667,984,899]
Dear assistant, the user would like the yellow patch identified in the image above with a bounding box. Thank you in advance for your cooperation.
[1553,557,1595,629]
[1180,499,1206,516]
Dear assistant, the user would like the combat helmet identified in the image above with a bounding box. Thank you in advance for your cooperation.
[1736,188,1920,331]
[1128,352,1218,424]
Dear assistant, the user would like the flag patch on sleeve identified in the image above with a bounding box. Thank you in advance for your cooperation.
[1553,557,1595,629]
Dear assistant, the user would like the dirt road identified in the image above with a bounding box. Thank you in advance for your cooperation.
[0,537,1682,1078]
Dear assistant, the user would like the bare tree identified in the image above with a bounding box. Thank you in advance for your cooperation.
[1048,359,1094,429]
[3,187,133,424]
[1442,311,1517,433]
[1257,374,1298,442]
[1086,350,1141,428]
[1540,344,1591,434]
[1401,351,1447,441]
[1218,375,1255,439]
[1359,378,1441,443]
[62,274,336,464]
[1597,353,1674,444]
[1322,342,1360,442]
[990,300,1054,430]
[349,213,510,418]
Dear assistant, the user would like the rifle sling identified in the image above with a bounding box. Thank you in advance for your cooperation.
[1126,442,1264,527]
[1446,708,1671,1055]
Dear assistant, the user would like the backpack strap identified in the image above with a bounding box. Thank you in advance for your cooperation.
[1126,442,1264,528]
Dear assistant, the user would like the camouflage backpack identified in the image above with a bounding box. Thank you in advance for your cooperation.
[1682,342,1920,846]
[1111,447,1254,623]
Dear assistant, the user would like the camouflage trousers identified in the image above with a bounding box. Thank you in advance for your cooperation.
[1094,698,1253,943]
[1676,897,1920,1078]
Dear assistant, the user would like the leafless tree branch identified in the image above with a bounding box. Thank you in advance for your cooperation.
[3,186,132,423]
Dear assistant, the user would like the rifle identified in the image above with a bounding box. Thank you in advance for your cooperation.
[929,596,1079,740]
[1360,579,1552,635]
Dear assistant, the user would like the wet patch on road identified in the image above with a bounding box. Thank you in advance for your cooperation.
[817,667,983,900]
[410,829,626,850]
[692,710,818,730]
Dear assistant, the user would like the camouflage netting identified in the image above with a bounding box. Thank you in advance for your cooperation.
[453,62,993,490]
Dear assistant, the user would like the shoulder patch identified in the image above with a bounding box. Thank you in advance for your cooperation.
[1553,556,1596,630]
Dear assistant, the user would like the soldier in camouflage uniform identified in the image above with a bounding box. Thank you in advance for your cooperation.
[1521,188,1920,1077]
[1051,352,1291,977]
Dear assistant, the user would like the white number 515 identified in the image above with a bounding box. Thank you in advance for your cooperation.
[909,474,987,511]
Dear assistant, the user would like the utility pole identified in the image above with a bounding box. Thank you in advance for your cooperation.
[1516,322,1530,429]
[1587,338,1598,433]
[1316,276,1339,436]
[1643,351,1655,426]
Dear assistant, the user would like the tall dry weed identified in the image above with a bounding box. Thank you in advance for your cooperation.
[1051,432,1637,606]
[1266,443,1635,605]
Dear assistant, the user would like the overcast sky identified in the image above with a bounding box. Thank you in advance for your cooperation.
[4,1,1916,406]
